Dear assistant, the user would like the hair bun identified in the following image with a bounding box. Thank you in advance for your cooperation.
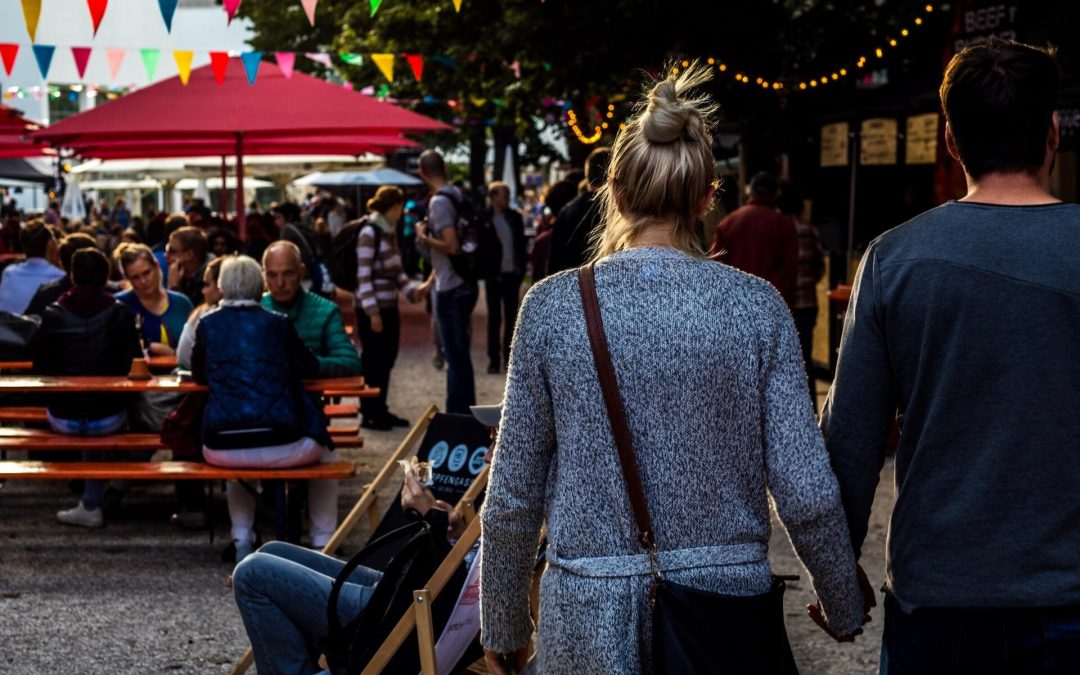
[640,63,716,144]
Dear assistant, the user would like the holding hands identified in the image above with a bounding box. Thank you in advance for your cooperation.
[807,564,877,642]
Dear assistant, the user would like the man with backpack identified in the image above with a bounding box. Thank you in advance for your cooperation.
[274,202,337,300]
[416,150,480,414]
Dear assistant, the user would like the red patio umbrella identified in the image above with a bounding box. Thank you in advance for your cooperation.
[0,104,48,158]
[32,58,451,234]
[68,134,420,160]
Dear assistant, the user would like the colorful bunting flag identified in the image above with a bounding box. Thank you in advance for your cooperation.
[371,53,394,82]
[370,0,382,16]
[21,0,42,42]
[86,0,109,35]
[32,44,54,79]
[470,97,486,107]
[173,50,194,85]
[405,53,423,81]
[158,0,179,32]
[241,51,262,85]
[452,0,462,11]
[305,52,332,68]
[140,48,161,81]
[509,60,521,79]
[0,44,18,77]
[223,0,242,23]
[209,51,230,85]
[275,52,295,78]
[339,53,363,66]
[71,47,92,79]
[433,54,457,70]
[105,47,125,81]
[301,0,318,25]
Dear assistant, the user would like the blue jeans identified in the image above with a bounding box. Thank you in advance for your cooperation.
[882,594,1080,674]
[233,541,382,675]
[48,409,127,510]
[434,281,478,414]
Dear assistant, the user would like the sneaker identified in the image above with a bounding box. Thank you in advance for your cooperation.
[384,413,410,428]
[170,509,207,529]
[432,353,445,370]
[361,417,393,431]
[57,501,104,528]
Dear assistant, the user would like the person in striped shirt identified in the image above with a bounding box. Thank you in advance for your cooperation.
[356,186,432,430]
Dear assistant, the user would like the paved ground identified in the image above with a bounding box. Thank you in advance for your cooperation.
[0,291,893,674]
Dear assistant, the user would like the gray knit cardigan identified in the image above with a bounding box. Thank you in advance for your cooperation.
[479,247,864,673]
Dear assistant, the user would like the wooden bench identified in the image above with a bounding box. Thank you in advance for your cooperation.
[0,427,363,453]
[0,404,359,425]
[0,460,356,481]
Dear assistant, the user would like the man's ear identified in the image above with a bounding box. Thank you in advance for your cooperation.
[299,263,307,281]
[1048,111,1061,156]
[944,122,961,163]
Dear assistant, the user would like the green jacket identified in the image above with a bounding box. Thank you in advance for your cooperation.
[262,290,361,377]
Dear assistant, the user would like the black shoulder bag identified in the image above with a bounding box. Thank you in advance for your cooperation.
[578,264,799,675]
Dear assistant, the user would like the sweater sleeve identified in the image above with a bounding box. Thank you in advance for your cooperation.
[820,246,895,554]
[355,225,379,317]
[480,285,556,653]
[316,305,362,376]
[755,288,865,637]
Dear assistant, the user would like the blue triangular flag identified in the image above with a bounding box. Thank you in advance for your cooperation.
[32,44,54,79]
[241,51,263,86]
[158,0,179,32]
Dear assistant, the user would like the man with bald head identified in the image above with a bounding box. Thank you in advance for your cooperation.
[261,241,360,376]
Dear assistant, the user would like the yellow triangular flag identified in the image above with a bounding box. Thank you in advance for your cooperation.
[22,0,42,41]
[173,50,194,85]
[371,53,394,83]
[470,97,486,107]
[452,0,462,11]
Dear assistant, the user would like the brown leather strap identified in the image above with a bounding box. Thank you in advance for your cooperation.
[578,265,656,551]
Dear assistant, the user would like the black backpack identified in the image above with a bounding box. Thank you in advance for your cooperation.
[330,217,381,292]
[436,188,501,282]
[284,222,336,298]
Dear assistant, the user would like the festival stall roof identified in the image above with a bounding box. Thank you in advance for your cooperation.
[0,158,52,184]
[175,177,274,190]
[73,134,419,161]
[31,58,451,233]
[294,168,423,187]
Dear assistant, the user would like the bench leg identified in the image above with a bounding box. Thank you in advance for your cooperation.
[286,481,303,544]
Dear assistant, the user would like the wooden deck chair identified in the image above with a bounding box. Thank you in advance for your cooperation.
[231,405,493,675]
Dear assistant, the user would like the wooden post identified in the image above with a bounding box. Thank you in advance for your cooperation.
[235,132,246,238]
[414,589,438,675]
[219,155,228,217]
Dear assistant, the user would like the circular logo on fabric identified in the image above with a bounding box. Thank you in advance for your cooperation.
[448,444,469,472]
[469,447,487,475]
[428,441,449,469]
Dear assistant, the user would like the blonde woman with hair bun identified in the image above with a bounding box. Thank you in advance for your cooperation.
[480,62,870,674]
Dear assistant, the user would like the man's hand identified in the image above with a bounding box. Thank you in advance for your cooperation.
[484,647,530,675]
[412,282,432,303]
[370,314,384,334]
[167,259,184,290]
[806,563,876,643]
[148,342,176,356]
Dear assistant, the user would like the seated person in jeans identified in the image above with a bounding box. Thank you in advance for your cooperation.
[232,470,466,675]
[32,249,142,528]
[192,256,335,562]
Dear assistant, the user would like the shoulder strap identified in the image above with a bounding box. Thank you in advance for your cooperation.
[578,265,656,551]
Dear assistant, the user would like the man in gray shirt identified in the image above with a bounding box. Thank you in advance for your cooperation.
[484,181,526,374]
[823,38,1080,672]
[416,150,478,413]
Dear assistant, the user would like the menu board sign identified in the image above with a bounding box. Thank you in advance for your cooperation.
[905,113,939,165]
[820,122,849,167]
[860,118,898,166]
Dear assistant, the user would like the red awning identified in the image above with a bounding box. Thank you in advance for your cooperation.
[31,58,451,147]
[0,105,47,157]
[66,134,420,160]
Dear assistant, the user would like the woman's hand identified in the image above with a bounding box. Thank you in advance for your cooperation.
[401,471,437,515]
[806,564,876,642]
[148,342,176,356]
[412,281,432,303]
[370,314,384,334]
[484,647,530,675]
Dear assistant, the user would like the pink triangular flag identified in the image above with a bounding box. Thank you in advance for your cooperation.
[275,52,295,78]
[223,0,241,23]
[71,47,92,79]
[305,52,332,68]
[300,0,317,25]
[105,47,125,81]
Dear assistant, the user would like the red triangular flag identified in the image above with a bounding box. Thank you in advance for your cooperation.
[71,47,92,79]
[86,0,108,35]
[0,44,18,77]
[405,54,424,81]
[209,52,229,84]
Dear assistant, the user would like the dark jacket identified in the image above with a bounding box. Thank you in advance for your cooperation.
[32,289,141,421]
[548,191,601,275]
[709,197,799,304]
[192,302,331,450]
[487,207,528,276]
[26,276,123,317]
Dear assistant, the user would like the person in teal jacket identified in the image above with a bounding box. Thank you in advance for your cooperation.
[260,241,360,377]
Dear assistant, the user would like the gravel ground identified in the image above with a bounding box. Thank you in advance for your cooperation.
[0,290,893,674]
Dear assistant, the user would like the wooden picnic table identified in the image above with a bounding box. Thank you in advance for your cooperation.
[0,355,178,373]
[0,375,377,396]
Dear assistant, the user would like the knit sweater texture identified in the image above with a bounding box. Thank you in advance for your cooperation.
[479,246,864,673]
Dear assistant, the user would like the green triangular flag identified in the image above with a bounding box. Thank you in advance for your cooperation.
[140,48,161,81]
[339,53,363,66]
[370,0,381,16]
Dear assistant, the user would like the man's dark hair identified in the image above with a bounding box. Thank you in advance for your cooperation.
[272,202,301,223]
[58,233,98,272]
[169,226,209,263]
[749,171,778,198]
[164,214,189,238]
[70,248,110,288]
[585,147,612,191]
[19,219,54,259]
[940,38,1059,179]
[418,150,447,179]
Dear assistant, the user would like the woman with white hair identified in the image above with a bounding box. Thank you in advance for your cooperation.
[191,255,335,562]
[480,64,871,673]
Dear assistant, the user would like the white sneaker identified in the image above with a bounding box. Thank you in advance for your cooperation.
[56,501,104,528]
